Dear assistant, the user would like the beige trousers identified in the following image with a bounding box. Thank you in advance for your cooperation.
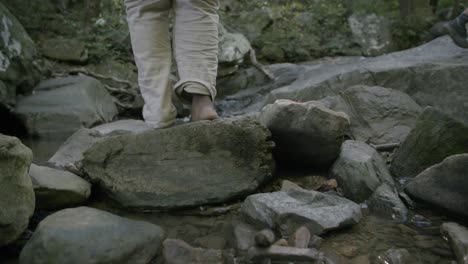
[125,0,219,128]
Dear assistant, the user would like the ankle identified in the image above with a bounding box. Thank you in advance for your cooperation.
[192,94,212,104]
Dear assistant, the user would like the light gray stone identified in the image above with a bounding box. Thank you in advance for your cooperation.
[330,140,395,202]
[348,13,394,56]
[229,221,257,251]
[405,154,468,218]
[162,239,223,264]
[289,226,311,248]
[15,76,118,137]
[268,37,468,124]
[19,207,165,264]
[320,85,422,145]
[368,184,408,222]
[259,99,349,168]
[0,134,34,247]
[241,187,361,236]
[218,23,251,67]
[48,120,152,172]
[82,118,275,210]
[247,246,323,263]
[29,164,91,210]
[391,108,468,178]
[441,222,468,264]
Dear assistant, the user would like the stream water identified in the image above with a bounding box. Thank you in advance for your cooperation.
[1,135,460,264]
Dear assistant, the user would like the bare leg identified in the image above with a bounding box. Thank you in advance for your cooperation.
[191,94,219,121]
[125,0,177,128]
[173,0,220,121]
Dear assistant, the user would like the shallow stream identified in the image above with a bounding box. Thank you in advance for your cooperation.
[1,135,461,264]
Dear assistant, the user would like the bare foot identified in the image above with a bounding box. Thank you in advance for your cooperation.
[191,94,219,121]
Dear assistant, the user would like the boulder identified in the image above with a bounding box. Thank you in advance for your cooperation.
[0,2,41,108]
[15,76,118,138]
[320,85,422,144]
[48,119,151,172]
[241,187,361,236]
[81,118,275,210]
[259,99,349,168]
[405,154,468,218]
[391,108,468,178]
[218,23,251,68]
[0,134,35,247]
[330,140,395,202]
[19,207,165,264]
[368,184,408,222]
[39,37,88,64]
[29,164,91,210]
[441,222,468,264]
[268,37,468,124]
[162,239,223,264]
[348,13,394,56]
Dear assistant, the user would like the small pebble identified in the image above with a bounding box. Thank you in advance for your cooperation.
[255,229,276,247]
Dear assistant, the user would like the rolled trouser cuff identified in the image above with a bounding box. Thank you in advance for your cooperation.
[174,79,217,103]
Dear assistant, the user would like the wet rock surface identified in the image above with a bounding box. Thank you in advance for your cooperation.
[15,76,118,138]
[391,108,468,178]
[376,248,412,264]
[241,186,362,236]
[82,118,275,210]
[368,184,408,222]
[19,207,165,264]
[162,239,224,264]
[29,164,91,210]
[259,99,349,168]
[405,154,468,218]
[0,134,35,247]
[441,222,468,264]
[330,140,395,203]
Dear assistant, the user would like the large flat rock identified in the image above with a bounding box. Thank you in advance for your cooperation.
[81,118,275,210]
[405,154,468,218]
[15,76,118,137]
[268,37,468,123]
[0,134,34,247]
[19,207,165,264]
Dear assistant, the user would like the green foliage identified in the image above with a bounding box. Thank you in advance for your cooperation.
[222,0,358,62]
[83,0,131,62]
